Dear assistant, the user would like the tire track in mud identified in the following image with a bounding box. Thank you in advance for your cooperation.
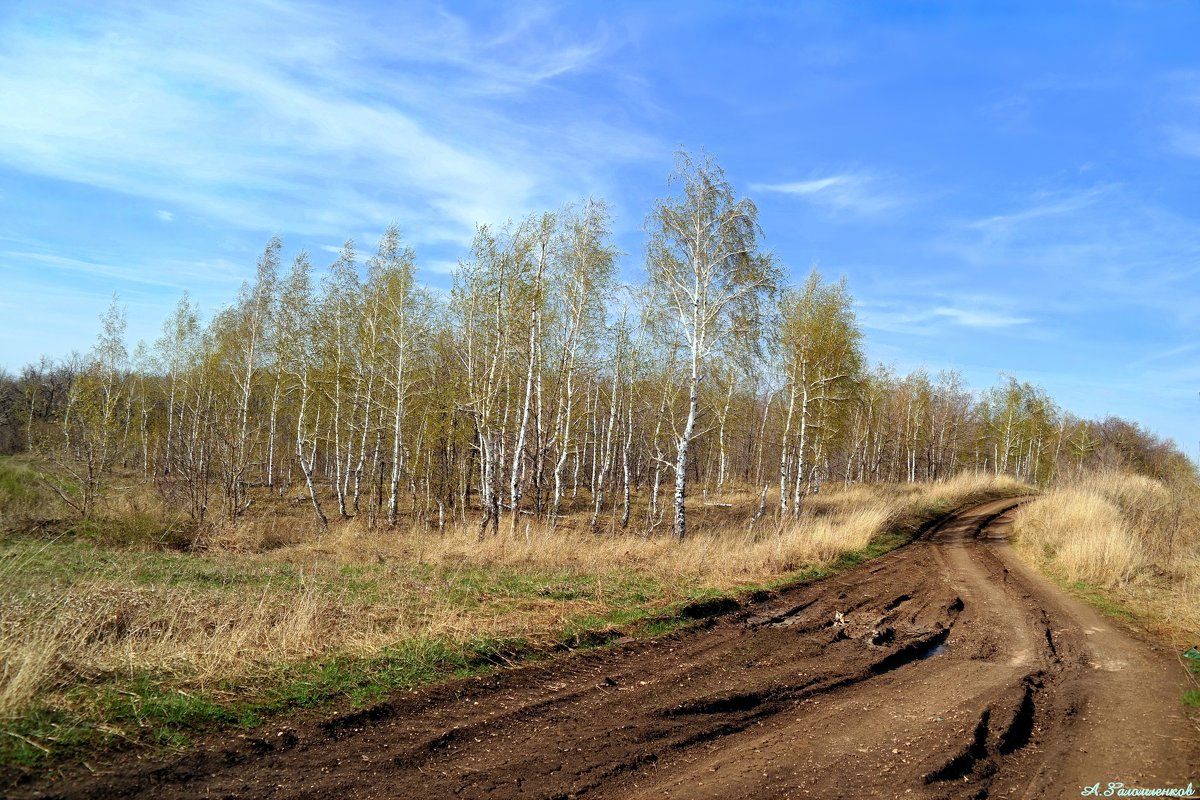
[13,499,1198,800]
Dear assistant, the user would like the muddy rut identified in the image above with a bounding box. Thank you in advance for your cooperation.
[16,499,1198,799]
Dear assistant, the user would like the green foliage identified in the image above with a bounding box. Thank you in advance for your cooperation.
[975,375,1059,484]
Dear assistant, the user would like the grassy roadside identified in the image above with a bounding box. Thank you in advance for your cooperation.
[0,473,1025,783]
[1179,647,1200,709]
[1008,470,1200,708]
[1055,578,1200,712]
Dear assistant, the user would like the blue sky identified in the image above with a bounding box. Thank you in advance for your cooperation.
[0,1,1197,455]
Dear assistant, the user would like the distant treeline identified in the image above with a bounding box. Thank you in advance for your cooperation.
[0,153,1192,536]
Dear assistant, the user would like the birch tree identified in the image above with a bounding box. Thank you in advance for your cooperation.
[366,225,428,526]
[279,252,329,528]
[453,225,527,537]
[46,298,128,518]
[777,270,861,514]
[548,200,616,520]
[646,151,778,540]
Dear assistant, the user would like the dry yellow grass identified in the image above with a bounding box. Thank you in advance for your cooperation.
[0,575,464,719]
[1012,470,1200,647]
[321,503,889,582]
[0,474,1023,723]
[1012,490,1143,587]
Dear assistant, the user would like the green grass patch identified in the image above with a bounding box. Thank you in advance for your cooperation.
[261,637,483,711]
[0,457,42,507]
[435,566,666,605]
[1178,652,1200,709]
[1067,581,1138,623]
[634,617,693,638]
[66,513,193,550]
[0,456,58,533]
[0,537,305,593]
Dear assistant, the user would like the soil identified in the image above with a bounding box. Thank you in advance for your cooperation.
[11,499,1199,799]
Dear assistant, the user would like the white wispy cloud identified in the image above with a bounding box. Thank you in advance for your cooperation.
[5,251,184,291]
[3,249,243,292]
[1132,341,1200,367]
[0,2,651,245]
[858,296,1032,336]
[967,185,1113,234]
[155,210,174,223]
[940,183,1200,325]
[929,307,1030,329]
[751,172,901,215]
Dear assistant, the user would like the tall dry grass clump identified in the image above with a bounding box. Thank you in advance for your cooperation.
[1012,489,1142,587]
[1012,469,1200,645]
[803,472,1024,519]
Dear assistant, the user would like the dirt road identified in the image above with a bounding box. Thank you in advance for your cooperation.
[18,499,1199,799]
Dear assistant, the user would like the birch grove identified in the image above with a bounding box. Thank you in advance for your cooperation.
[7,152,1193,535]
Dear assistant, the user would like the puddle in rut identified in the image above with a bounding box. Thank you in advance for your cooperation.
[921,643,948,659]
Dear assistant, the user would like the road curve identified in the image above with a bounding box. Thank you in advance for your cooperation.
[15,498,1199,799]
